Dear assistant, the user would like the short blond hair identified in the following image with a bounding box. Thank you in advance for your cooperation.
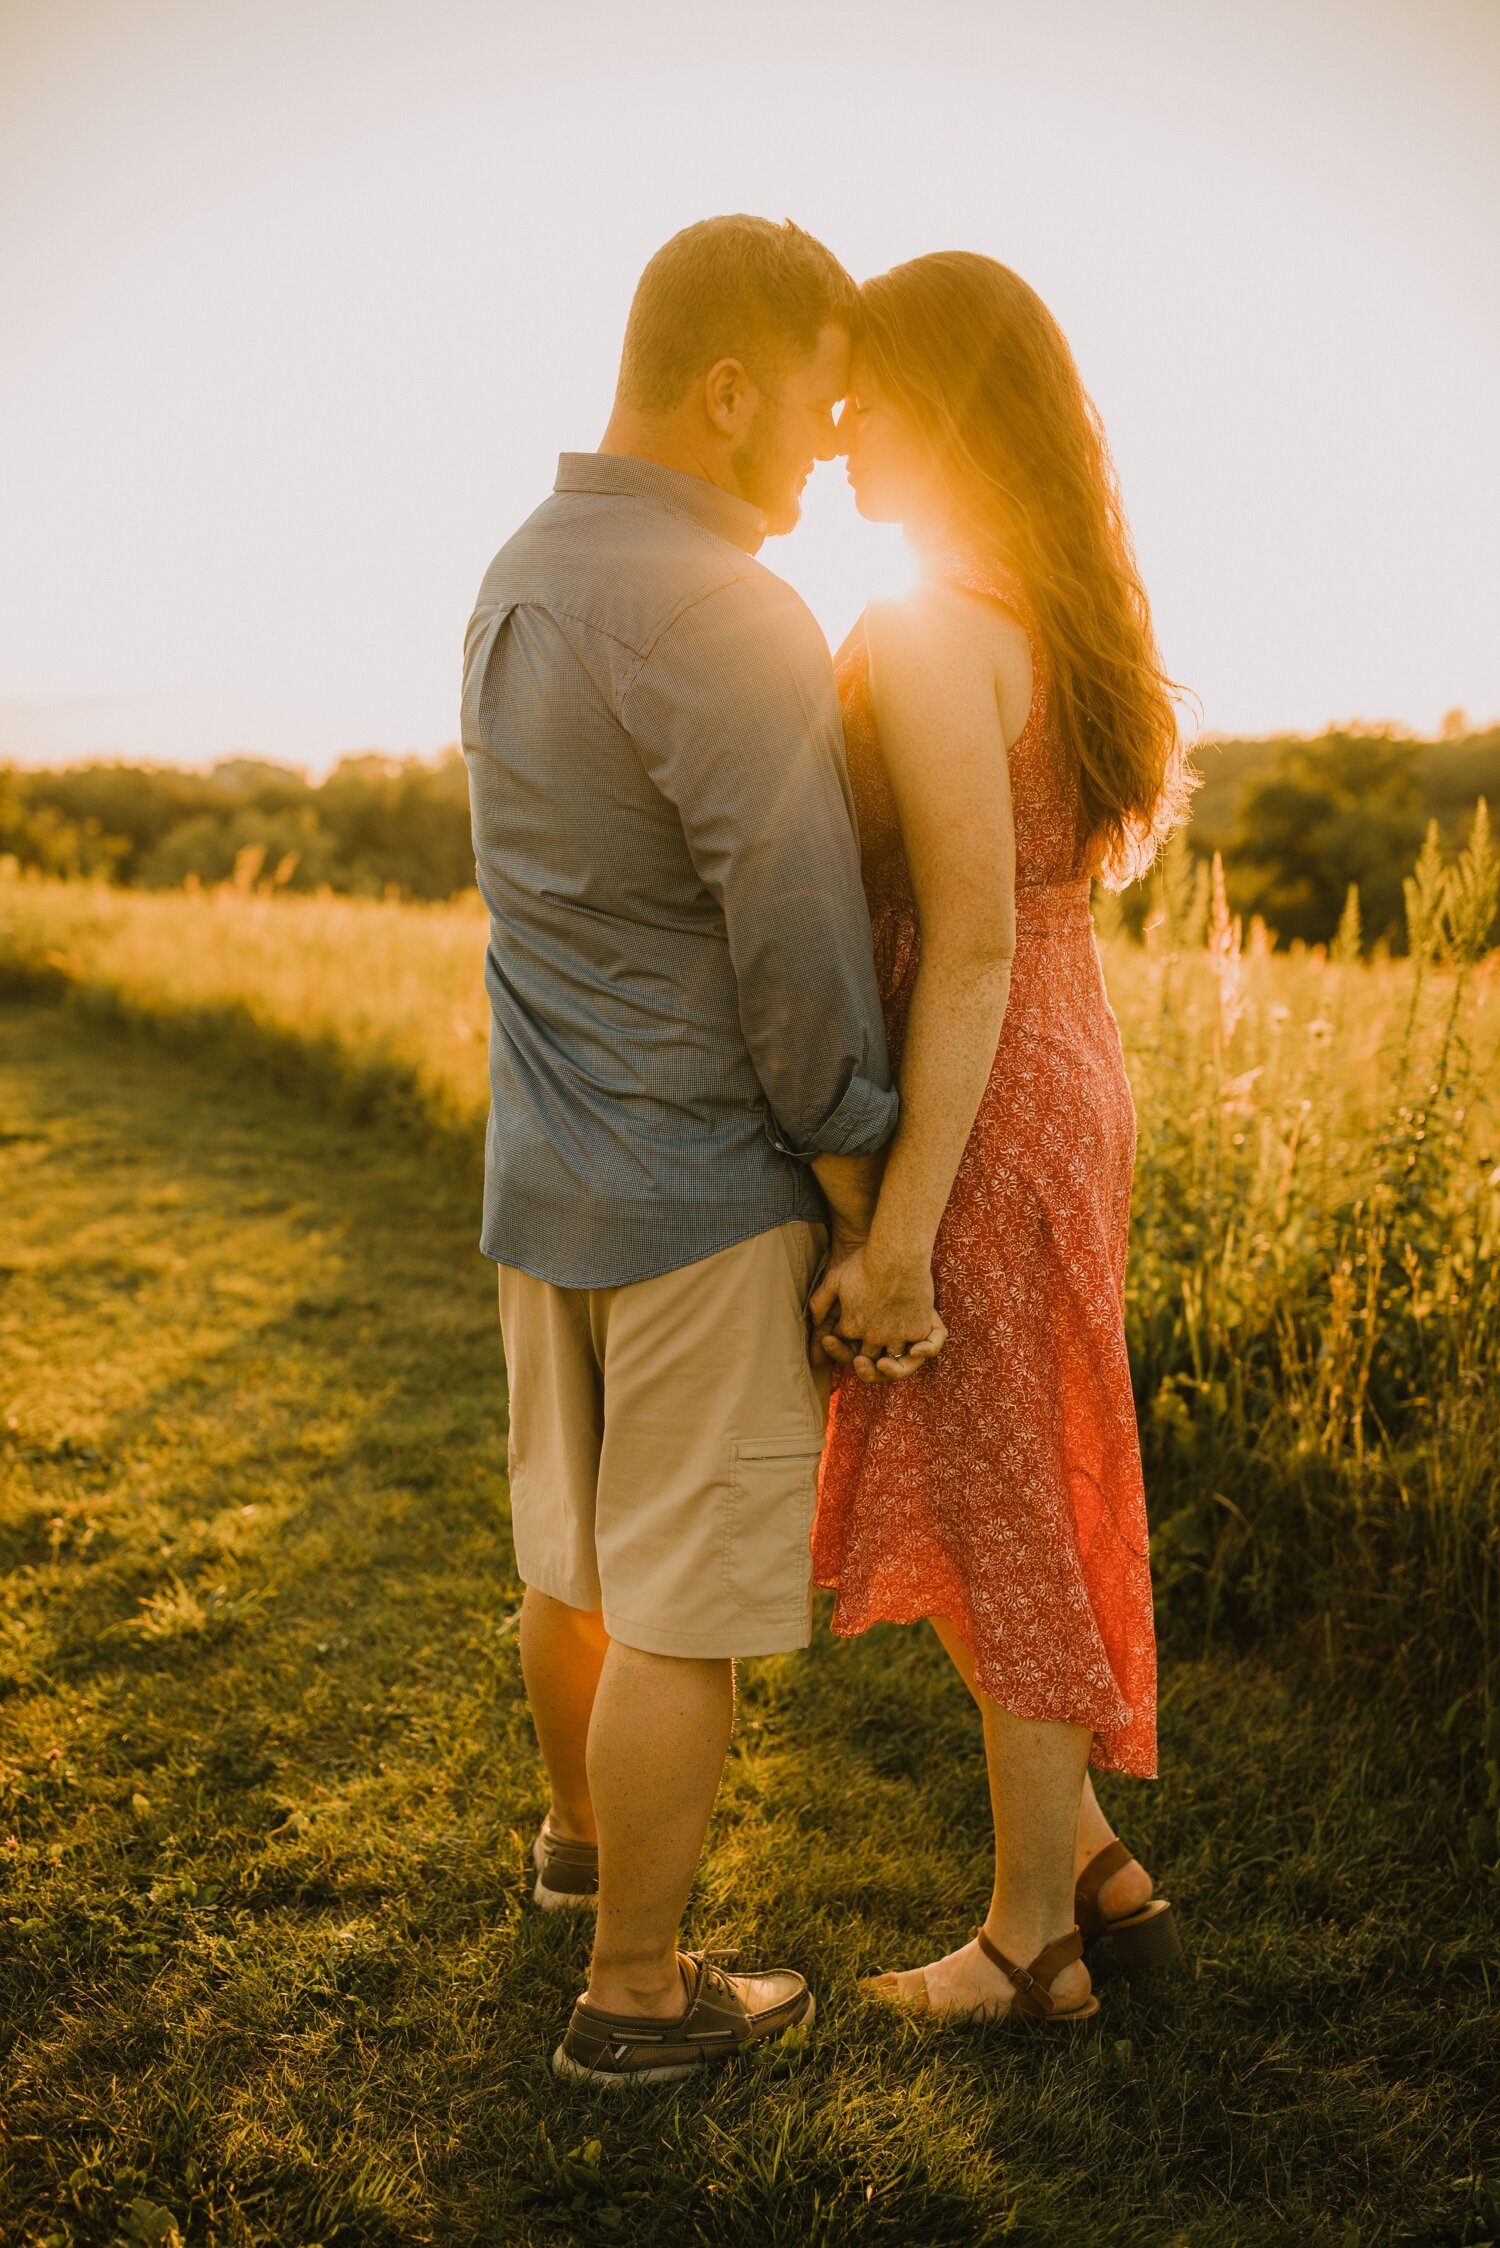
[617,215,857,413]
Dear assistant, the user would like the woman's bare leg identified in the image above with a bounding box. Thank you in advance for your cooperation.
[928,1617,1152,1932]
[881,1682,1092,2016]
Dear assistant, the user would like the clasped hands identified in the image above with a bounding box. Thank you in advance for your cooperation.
[809,1236,948,1385]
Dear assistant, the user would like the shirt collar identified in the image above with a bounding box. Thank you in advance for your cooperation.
[554,451,767,555]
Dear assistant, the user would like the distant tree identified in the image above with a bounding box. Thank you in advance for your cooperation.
[1423,726,1500,839]
[0,765,128,878]
[11,752,476,900]
[1224,732,1425,947]
[317,750,476,898]
[17,763,257,883]
[209,758,309,802]
[139,803,342,891]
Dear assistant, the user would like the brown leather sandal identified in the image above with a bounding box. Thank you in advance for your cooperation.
[1075,1841,1183,1973]
[866,1926,1100,2030]
[973,1926,1101,2030]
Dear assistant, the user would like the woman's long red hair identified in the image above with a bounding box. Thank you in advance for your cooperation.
[859,252,1193,886]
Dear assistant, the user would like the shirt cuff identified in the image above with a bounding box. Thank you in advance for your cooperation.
[766,1071,900,1163]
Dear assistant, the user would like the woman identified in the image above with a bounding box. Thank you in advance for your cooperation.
[810,253,1192,2029]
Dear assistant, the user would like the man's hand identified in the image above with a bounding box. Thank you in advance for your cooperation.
[809,1244,947,1384]
[807,1222,870,1369]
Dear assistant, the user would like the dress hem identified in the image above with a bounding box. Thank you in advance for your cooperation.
[815,1579,1158,1780]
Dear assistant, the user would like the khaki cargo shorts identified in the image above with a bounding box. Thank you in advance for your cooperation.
[497,1220,831,1659]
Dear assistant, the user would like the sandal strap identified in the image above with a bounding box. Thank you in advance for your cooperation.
[1074,1839,1133,1910]
[974,1924,1084,2021]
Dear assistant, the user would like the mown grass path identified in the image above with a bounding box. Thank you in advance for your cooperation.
[1,1002,1495,2248]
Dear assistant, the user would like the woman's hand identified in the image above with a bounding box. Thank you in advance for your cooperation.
[810,1244,947,1383]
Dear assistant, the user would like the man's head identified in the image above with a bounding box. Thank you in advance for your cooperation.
[611,215,857,535]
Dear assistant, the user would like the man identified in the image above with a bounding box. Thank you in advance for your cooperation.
[462,215,923,2085]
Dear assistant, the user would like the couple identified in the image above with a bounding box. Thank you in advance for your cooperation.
[461,214,1187,2086]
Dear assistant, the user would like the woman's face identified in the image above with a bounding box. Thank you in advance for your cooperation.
[838,351,950,533]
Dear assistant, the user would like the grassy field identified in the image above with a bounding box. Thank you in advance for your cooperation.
[5,859,1497,1685]
[1,869,1498,2245]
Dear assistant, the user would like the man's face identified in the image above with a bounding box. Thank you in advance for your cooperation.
[730,323,851,535]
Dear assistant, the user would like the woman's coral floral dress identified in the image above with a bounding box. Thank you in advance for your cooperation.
[811,557,1157,1776]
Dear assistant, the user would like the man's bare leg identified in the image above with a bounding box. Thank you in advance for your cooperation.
[519,1587,609,1843]
[584,1643,735,2019]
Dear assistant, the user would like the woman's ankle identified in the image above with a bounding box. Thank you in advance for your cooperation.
[1074,1807,1118,1879]
[980,1912,1078,1970]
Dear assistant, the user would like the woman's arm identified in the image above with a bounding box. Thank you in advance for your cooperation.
[812,583,1023,1381]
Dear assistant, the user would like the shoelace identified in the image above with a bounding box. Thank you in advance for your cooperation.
[680,1949,746,2008]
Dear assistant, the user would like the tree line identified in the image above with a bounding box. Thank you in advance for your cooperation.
[3,726,1498,945]
[1186,722,1500,948]
[0,751,475,903]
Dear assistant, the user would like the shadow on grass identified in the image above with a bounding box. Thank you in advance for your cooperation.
[0,948,484,1184]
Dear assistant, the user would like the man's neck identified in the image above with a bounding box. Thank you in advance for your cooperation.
[597,408,740,502]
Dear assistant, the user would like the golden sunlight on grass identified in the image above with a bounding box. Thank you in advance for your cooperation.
[1,993,1497,2244]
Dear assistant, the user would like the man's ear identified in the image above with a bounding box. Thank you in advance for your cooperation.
[703,356,756,438]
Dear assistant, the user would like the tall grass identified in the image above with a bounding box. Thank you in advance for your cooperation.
[1107,820,1499,1735]
[0,868,493,1144]
[3,828,1498,1806]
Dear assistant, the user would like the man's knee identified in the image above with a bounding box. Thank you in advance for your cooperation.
[523,1585,609,1645]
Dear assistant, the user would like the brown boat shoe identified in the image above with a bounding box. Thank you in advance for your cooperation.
[552,1951,815,2086]
[531,1818,600,1911]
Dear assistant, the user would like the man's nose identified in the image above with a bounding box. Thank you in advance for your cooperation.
[809,411,845,463]
[831,402,854,458]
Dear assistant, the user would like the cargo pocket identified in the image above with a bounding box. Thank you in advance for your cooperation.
[724,1441,822,1614]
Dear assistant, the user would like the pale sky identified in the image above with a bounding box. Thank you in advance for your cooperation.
[2,0,1497,771]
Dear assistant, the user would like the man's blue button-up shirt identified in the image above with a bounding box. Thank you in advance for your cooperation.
[462,450,898,1288]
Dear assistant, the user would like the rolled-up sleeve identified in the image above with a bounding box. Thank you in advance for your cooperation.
[622,573,898,1161]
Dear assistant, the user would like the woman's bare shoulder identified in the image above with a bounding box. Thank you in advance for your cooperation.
[865,577,1031,741]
